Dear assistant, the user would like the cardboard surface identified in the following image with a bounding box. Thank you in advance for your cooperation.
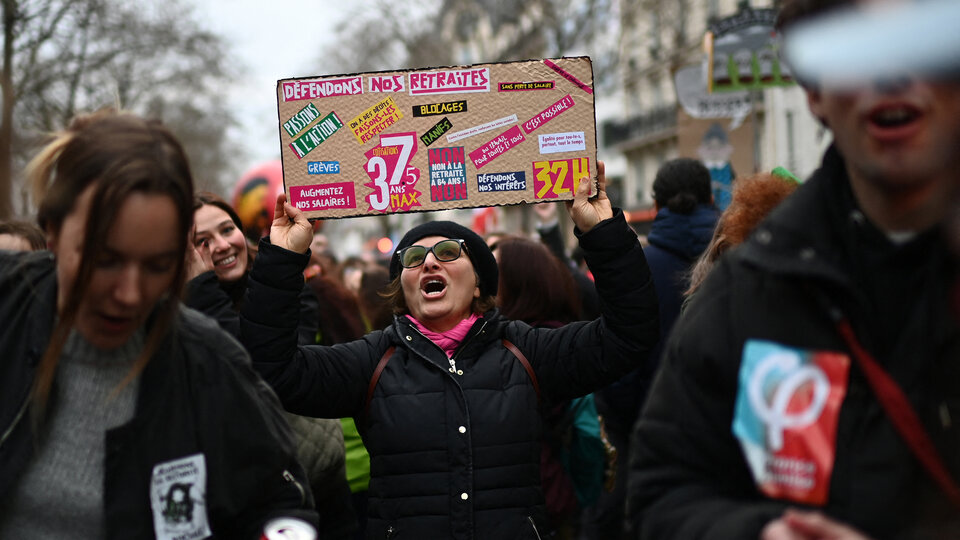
[277,57,597,219]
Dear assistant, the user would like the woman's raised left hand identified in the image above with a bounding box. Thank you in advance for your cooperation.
[270,193,313,254]
[566,160,612,233]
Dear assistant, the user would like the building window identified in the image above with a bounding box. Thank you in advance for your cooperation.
[649,9,662,59]
[634,158,647,204]
[651,75,664,107]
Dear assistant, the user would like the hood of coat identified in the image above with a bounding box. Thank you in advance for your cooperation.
[647,204,720,261]
[736,145,864,287]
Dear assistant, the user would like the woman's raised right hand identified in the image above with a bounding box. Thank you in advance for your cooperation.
[270,193,313,254]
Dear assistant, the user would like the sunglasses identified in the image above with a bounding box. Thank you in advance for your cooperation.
[397,239,466,269]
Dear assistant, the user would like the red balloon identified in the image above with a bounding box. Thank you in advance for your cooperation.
[231,160,284,240]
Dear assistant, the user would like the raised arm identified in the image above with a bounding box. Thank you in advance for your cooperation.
[511,161,659,401]
[239,194,379,419]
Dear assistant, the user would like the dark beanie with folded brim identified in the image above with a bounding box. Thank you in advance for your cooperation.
[389,220,498,297]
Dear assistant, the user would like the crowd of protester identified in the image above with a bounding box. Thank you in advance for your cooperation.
[1,0,959,538]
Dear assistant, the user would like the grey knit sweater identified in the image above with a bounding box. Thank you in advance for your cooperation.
[0,329,143,539]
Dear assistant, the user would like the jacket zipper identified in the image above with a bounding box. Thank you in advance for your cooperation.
[282,469,307,507]
[448,320,488,375]
[0,397,29,449]
[407,320,488,377]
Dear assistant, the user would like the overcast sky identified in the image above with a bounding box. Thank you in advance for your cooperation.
[192,0,368,174]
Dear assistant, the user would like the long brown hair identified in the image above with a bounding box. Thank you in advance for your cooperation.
[28,108,194,421]
[494,236,581,325]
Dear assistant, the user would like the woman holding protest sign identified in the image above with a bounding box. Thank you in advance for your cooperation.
[185,191,357,540]
[240,161,659,539]
[0,108,317,539]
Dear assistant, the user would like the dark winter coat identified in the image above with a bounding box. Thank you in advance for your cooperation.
[644,203,719,337]
[0,250,318,539]
[629,146,960,539]
[185,269,355,539]
[241,211,659,540]
[598,204,718,431]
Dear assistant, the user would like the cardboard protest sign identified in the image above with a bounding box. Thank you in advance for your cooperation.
[276,57,596,219]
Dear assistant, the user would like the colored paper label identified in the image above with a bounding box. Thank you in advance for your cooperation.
[348,96,404,144]
[282,76,363,101]
[420,117,453,147]
[282,103,322,138]
[544,59,593,94]
[288,112,343,160]
[307,161,340,174]
[290,182,356,211]
[428,146,468,202]
[368,74,406,93]
[498,81,555,91]
[523,94,575,134]
[409,68,490,95]
[446,114,517,143]
[363,132,422,213]
[538,131,586,154]
[412,100,468,117]
[469,125,525,169]
[733,340,850,505]
[477,171,526,192]
[532,157,590,199]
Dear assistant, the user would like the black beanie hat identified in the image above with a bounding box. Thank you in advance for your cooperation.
[389,220,499,297]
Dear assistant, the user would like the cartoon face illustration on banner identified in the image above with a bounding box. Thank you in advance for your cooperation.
[363,132,422,213]
[733,340,850,505]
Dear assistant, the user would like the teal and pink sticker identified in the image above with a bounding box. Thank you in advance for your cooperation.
[733,339,849,505]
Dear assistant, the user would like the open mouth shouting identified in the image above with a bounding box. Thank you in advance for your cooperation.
[421,276,447,297]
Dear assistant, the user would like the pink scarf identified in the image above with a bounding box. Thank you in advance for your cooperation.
[406,313,479,357]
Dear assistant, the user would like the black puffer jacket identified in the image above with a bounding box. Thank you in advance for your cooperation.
[0,250,318,539]
[241,211,659,540]
[629,146,960,539]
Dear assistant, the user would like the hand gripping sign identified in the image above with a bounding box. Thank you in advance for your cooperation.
[733,340,850,505]
[276,57,596,219]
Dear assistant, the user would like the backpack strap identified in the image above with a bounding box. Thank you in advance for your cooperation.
[833,315,960,510]
[364,346,395,420]
[503,338,540,403]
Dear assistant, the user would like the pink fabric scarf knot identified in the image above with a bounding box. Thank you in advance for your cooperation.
[406,313,479,357]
